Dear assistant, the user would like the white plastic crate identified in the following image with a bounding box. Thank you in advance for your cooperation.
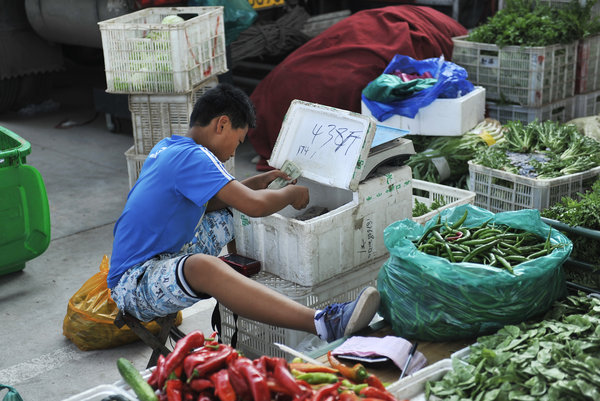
[575,90,600,117]
[411,179,476,225]
[577,34,600,94]
[386,359,453,401]
[125,145,235,190]
[218,257,383,360]
[485,96,576,124]
[129,77,218,153]
[361,86,486,136]
[452,36,578,107]
[99,7,227,94]
[469,161,600,212]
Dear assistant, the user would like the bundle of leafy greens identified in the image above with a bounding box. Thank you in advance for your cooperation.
[473,120,600,179]
[412,197,447,218]
[427,293,600,400]
[407,119,504,188]
[541,179,600,271]
[468,0,600,47]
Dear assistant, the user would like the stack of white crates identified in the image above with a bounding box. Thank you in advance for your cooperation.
[220,101,414,359]
[98,6,229,188]
[574,33,600,117]
[452,35,578,124]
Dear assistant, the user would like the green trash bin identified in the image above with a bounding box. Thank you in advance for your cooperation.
[0,126,51,275]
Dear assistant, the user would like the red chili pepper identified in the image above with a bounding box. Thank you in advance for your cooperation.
[339,390,360,401]
[183,391,195,401]
[359,386,397,401]
[446,231,463,241]
[210,369,237,401]
[188,378,213,392]
[365,374,386,391]
[191,345,234,378]
[196,391,214,401]
[183,349,218,379]
[272,358,304,396]
[327,351,369,383]
[157,354,168,390]
[253,355,269,376]
[164,331,205,380]
[234,357,270,401]
[227,364,250,400]
[288,363,339,374]
[148,363,160,388]
[313,382,341,401]
[166,379,184,401]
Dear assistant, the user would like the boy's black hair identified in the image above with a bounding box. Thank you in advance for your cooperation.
[189,83,256,129]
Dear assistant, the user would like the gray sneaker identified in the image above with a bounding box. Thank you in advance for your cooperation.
[315,287,380,342]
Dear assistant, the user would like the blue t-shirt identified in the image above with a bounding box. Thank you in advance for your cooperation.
[108,135,234,288]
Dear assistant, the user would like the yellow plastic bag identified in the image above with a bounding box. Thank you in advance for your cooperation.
[62,255,182,350]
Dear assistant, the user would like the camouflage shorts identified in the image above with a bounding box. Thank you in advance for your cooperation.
[110,209,234,322]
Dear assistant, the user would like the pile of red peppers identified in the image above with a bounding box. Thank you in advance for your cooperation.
[144,330,404,401]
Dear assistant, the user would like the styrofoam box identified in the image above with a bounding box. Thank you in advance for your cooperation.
[63,384,136,401]
[99,7,227,94]
[360,86,485,136]
[234,100,413,286]
[387,359,453,401]
[469,161,600,212]
[486,96,576,124]
[411,179,476,225]
[125,145,235,190]
[452,36,578,107]
[218,257,384,360]
[576,34,600,94]
[129,76,218,154]
[575,90,600,118]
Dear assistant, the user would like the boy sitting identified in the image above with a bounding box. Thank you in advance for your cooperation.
[108,83,379,343]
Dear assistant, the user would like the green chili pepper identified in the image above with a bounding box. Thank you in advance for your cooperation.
[296,372,339,384]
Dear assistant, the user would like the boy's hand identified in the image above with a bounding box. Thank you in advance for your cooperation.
[243,170,295,190]
[287,185,309,210]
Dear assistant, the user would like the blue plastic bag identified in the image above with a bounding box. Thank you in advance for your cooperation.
[377,204,571,341]
[362,55,474,120]
[188,0,257,45]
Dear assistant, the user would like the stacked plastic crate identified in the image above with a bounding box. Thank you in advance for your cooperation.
[98,6,228,188]
[574,31,600,117]
[451,35,578,124]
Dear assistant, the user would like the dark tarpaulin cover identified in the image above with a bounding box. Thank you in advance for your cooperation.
[247,5,467,170]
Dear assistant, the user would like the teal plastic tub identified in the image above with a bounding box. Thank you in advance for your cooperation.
[0,126,51,275]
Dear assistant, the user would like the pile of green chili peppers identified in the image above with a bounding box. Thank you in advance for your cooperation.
[414,210,561,273]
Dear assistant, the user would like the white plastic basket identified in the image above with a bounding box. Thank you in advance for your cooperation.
[99,7,227,94]
[386,359,453,401]
[485,96,576,124]
[125,145,235,190]
[576,34,600,94]
[129,77,218,153]
[411,179,476,225]
[575,90,600,118]
[218,257,383,360]
[469,161,600,212]
[452,36,577,107]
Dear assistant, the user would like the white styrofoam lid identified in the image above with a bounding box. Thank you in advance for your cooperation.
[269,100,376,191]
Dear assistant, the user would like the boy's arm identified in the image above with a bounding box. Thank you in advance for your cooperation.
[211,179,309,217]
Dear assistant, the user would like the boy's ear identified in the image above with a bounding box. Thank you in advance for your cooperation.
[216,115,230,133]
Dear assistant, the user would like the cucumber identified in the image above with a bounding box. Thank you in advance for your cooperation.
[116,357,158,401]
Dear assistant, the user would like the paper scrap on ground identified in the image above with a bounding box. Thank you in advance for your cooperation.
[268,160,302,189]
[332,335,427,376]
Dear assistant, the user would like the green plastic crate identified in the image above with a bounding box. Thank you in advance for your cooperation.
[0,126,51,275]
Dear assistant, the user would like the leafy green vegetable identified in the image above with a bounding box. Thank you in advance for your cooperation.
[468,0,600,47]
[426,293,600,400]
[412,197,447,217]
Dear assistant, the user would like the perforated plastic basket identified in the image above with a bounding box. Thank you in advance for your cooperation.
[218,258,383,360]
[576,34,600,94]
[452,36,577,107]
[411,179,476,225]
[469,161,600,212]
[574,90,600,118]
[486,96,576,124]
[129,76,218,153]
[99,6,226,94]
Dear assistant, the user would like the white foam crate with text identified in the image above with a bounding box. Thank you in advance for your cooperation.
[129,77,218,153]
[387,359,453,401]
[125,145,235,190]
[99,6,227,94]
[452,36,577,107]
[411,179,476,225]
[218,257,383,360]
[469,161,600,212]
[486,96,576,124]
[576,34,600,94]
[234,101,413,286]
[575,90,600,117]
[361,86,485,136]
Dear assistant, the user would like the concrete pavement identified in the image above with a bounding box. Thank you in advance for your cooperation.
[0,62,258,400]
